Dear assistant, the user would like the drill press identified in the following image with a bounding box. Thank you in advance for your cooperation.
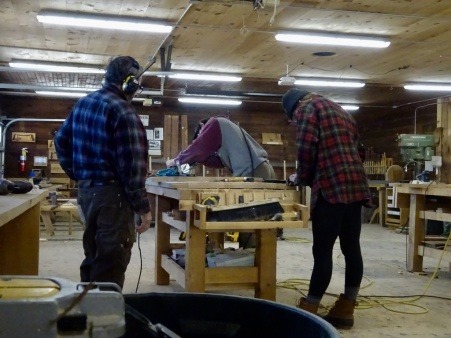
[397,134,435,181]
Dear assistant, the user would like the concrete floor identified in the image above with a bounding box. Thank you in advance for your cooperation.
[39,222,451,338]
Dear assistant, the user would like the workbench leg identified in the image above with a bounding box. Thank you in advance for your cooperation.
[408,194,425,272]
[40,211,54,236]
[379,188,385,226]
[255,229,277,301]
[155,195,171,285]
[69,211,73,235]
[184,210,206,292]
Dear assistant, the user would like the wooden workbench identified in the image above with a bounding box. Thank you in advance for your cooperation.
[368,180,387,226]
[395,183,451,272]
[40,200,82,236]
[146,176,309,300]
[0,189,48,275]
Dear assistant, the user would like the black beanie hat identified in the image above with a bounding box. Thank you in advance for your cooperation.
[282,88,310,120]
[104,56,140,85]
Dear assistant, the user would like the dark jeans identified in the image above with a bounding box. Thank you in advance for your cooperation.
[308,192,363,298]
[77,181,135,289]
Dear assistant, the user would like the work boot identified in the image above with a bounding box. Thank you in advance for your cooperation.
[323,294,357,328]
[296,297,319,314]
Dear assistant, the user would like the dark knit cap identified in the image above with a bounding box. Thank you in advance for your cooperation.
[282,88,310,120]
[104,56,140,85]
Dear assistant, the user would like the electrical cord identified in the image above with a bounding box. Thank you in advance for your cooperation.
[278,244,451,315]
[135,232,143,293]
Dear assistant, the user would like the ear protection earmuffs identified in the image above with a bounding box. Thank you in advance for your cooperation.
[121,57,142,94]
[122,74,140,94]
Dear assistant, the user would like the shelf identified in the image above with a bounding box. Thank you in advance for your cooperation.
[161,254,260,291]
[162,212,186,232]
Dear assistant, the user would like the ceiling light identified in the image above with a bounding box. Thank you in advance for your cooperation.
[10,61,105,74]
[404,83,451,91]
[37,10,173,33]
[178,97,242,106]
[169,73,242,82]
[275,33,390,48]
[340,105,359,111]
[35,91,88,98]
[294,78,365,88]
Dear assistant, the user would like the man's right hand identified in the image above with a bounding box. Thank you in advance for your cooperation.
[166,158,175,167]
[286,173,298,186]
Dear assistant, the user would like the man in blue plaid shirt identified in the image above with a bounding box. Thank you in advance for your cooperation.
[55,56,151,290]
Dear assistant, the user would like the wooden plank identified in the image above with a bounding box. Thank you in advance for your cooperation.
[195,220,305,231]
[420,210,451,222]
[180,115,188,150]
[155,195,172,285]
[0,190,48,226]
[408,194,426,272]
[162,212,186,232]
[161,255,186,289]
[205,267,258,284]
[184,211,206,292]
[418,245,450,261]
[163,115,172,160]
[255,229,277,300]
[170,115,179,158]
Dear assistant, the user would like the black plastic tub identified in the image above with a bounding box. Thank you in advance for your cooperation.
[123,292,340,338]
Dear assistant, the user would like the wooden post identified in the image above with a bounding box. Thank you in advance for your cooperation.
[436,98,450,183]
[407,193,425,272]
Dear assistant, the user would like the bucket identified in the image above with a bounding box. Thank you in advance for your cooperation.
[122,292,339,338]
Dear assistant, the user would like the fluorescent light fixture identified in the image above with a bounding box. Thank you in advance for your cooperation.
[35,91,88,98]
[275,33,390,48]
[294,78,365,88]
[178,97,242,106]
[340,105,359,111]
[10,61,105,74]
[37,11,173,33]
[404,84,451,91]
[169,73,242,82]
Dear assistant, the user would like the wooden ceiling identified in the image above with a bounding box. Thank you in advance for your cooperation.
[1,0,451,108]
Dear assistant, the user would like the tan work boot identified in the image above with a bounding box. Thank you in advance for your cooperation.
[296,297,319,314]
[323,294,357,328]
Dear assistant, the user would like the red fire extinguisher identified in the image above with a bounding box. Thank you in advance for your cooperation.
[19,148,28,172]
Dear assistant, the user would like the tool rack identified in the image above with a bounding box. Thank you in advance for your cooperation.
[146,176,309,300]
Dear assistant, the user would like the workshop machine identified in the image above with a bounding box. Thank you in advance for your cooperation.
[397,134,441,181]
[0,276,125,338]
[0,276,180,338]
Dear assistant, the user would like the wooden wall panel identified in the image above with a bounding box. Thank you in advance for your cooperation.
[0,96,440,182]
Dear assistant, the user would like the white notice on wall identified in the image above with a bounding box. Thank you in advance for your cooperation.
[139,115,149,127]
[146,129,154,141]
[154,128,163,140]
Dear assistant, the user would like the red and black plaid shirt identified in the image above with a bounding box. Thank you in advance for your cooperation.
[292,94,370,209]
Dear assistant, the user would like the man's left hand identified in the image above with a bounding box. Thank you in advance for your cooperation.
[136,211,152,234]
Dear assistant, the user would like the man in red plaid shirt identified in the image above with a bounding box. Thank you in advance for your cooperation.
[282,88,370,329]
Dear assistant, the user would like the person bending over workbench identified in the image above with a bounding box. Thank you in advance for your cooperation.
[282,88,370,329]
[166,115,279,248]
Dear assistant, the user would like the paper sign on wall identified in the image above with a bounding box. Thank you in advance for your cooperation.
[139,115,149,127]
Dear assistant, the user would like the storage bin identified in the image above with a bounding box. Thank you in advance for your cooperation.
[123,292,339,338]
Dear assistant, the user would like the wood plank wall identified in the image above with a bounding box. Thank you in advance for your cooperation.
[0,96,438,181]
